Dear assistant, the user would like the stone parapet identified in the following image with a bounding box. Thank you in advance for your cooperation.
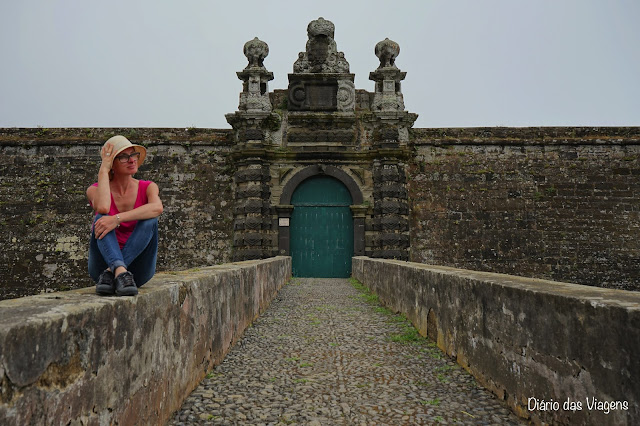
[352,256,640,425]
[0,257,291,425]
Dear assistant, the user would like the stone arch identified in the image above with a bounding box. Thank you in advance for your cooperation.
[277,165,365,257]
[279,164,363,205]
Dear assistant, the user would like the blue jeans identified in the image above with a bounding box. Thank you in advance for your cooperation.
[88,215,158,287]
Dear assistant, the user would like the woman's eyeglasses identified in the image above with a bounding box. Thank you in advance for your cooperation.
[115,152,141,163]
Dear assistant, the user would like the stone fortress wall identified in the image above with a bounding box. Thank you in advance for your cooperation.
[1,17,639,299]
[1,125,638,300]
[410,127,640,290]
[0,128,236,299]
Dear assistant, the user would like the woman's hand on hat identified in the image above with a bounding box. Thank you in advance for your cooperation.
[100,142,115,170]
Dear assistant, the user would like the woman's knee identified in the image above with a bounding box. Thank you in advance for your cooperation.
[136,217,158,233]
[91,214,110,237]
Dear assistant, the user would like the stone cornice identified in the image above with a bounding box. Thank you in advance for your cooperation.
[0,128,234,146]
[410,127,640,145]
[2,127,638,147]
[230,146,411,162]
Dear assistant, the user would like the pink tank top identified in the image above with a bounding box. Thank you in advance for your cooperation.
[92,180,152,249]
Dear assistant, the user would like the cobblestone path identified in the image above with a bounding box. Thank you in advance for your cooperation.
[169,278,524,425]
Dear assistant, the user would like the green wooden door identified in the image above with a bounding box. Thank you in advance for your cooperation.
[290,176,353,277]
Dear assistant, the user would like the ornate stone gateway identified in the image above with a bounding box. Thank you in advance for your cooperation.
[226,18,417,271]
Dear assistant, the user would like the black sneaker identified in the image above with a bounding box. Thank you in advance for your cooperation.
[115,271,138,296]
[96,270,115,296]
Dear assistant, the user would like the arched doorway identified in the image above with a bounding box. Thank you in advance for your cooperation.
[290,176,353,277]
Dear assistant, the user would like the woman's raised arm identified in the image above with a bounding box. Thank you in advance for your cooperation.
[86,142,115,214]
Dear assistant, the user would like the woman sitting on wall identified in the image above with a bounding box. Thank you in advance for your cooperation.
[87,135,163,296]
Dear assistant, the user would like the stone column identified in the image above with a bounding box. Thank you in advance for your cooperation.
[275,204,294,255]
[368,38,417,260]
[232,157,273,260]
[225,38,281,260]
[371,160,410,260]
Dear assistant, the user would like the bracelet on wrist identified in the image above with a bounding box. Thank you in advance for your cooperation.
[116,214,121,228]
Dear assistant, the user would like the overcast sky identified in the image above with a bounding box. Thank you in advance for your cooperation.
[1,1,639,129]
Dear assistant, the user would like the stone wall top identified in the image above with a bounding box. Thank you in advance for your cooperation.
[0,128,233,146]
[360,257,640,306]
[410,126,640,145]
[3,126,638,146]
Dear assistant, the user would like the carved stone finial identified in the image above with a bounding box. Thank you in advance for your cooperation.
[235,38,274,112]
[375,38,400,69]
[369,38,406,112]
[293,17,350,74]
[307,17,335,39]
[243,37,269,69]
[288,18,355,111]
